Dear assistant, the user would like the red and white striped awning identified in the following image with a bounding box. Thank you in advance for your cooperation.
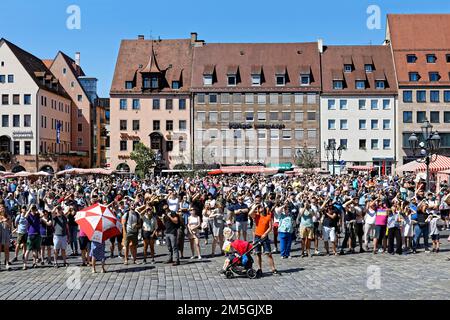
[347,165,375,171]
[415,155,450,173]
[208,166,278,175]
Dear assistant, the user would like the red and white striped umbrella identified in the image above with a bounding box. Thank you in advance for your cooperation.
[75,204,122,242]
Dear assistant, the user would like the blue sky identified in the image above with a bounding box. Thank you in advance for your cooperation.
[1,0,449,97]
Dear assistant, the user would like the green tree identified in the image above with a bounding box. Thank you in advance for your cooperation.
[130,142,156,177]
[295,147,319,169]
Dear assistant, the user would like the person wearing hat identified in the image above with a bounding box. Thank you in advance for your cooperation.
[52,205,69,267]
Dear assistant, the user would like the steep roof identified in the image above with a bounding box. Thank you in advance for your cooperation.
[0,38,71,99]
[110,38,193,94]
[321,45,397,95]
[387,14,450,86]
[191,42,321,92]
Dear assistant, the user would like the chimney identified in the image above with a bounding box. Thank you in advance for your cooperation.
[138,35,145,40]
[317,38,324,54]
[75,52,80,66]
[190,32,197,45]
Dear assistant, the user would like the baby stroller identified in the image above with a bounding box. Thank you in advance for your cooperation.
[223,239,260,279]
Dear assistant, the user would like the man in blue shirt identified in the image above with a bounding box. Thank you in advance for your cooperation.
[228,196,249,241]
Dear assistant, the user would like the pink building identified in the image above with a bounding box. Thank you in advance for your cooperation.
[110,34,200,172]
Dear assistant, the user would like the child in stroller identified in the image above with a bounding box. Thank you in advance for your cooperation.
[219,227,259,279]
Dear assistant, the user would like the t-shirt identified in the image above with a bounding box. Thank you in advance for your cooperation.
[300,209,313,228]
[322,210,338,228]
[15,215,28,234]
[53,215,68,236]
[254,211,273,237]
[123,211,141,234]
[229,203,249,222]
[167,198,180,213]
[27,213,41,236]
[375,208,388,226]
[164,213,180,235]
[365,208,377,225]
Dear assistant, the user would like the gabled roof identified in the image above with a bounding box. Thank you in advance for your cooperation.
[321,45,397,95]
[110,38,193,94]
[387,14,450,86]
[191,42,321,92]
[0,38,71,99]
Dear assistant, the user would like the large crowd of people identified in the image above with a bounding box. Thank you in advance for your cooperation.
[0,172,449,275]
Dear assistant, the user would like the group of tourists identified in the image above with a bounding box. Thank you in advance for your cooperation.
[0,171,449,276]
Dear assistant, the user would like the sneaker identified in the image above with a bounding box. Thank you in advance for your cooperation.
[378,248,383,253]
[281,256,286,260]
[272,248,278,253]
[256,269,263,278]
[190,256,195,260]
[123,260,129,265]
[288,256,293,259]
[436,248,440,253]
[151,259,155,264]
[272,270,281,276]
[54,263,59,268]
[142,259,147,265]
[156,239,160,245]
[425,249,431,254]
[5,264,11,271]
[198,256,202,260]
[22,264,27,270]
[40,261,45,266]
[172,261,180,266]
[359,248,366,253]
[11,257,18,263]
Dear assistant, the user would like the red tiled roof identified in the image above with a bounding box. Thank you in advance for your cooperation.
[110,39,193,94]
[191,42,321,92]
[388,14,450,86]
[321,45,397,95]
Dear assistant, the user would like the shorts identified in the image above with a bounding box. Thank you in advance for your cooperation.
[109,234,123,245]
[125,232,138,247]
[236,221,248,232]
[440,210,449,218]
[374,225,387,241]
[300,226,314,239]
[41,236,53,247]
[17,233,28,245]
[431,234,440,241]
[322,226,336,242]
[142,230,156,241]
[254,235,271,254]
[313,222,321,237]
[79,236,90,250]
[27,234,41,251]
[53,235,68,250]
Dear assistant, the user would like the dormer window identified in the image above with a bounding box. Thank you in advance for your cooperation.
[356,81,365,90]
[409,72,420,82]
[125,81,133,89]
[300,75,310,85]
[151,76,159,88]
[407,54,417,63]
[365,64,373,73]
[344,65,352,73]
[429,72,440,82]
[276,75,285,86]
[203,75,212,86]
[251,75,261,86]
[375,80,385,89]
[426,54,437,63]
[172,81,180,89]
[143,77,151,89]
[333,80,343,90]
[227,75,236,86]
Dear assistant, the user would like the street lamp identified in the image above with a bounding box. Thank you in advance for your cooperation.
[408,119,441,191]
[324,140,344,176]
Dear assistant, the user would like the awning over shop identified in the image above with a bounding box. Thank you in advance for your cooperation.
[208,166,278,175]
[396,155,450,174]
[347,165,375,171]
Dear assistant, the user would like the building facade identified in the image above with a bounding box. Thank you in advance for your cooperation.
[0,39,79,173]
[110,35,198,172]
[320,45,398,174]
[191,41,322,167]
[48,52,94,166]
[387,14,450,165]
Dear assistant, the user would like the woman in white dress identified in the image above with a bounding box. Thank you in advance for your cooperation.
[188,208,202,259]
[210,202,225,257]
[401,203,413,253]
